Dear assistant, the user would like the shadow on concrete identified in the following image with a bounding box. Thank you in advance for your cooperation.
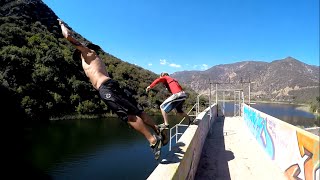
[194,116,234,180]
[159,142,186,164]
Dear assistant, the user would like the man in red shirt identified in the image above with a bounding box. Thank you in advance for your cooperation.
[146,72,192,145]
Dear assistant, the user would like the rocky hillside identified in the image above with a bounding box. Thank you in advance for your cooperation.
[172,57,319,103]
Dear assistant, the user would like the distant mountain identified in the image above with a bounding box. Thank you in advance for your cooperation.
[171,57,319,103]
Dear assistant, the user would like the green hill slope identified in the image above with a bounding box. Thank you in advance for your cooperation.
[0,0,197,121]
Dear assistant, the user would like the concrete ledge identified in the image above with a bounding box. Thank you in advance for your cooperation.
[147,105,217,180]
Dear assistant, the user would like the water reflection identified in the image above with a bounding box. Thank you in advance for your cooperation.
[26,115,182,180]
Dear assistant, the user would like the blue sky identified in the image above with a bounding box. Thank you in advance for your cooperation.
[43,0,319,74]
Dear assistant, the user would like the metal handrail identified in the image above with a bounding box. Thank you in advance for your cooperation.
[168,92,213,151]
[168,92,211,151]
[169,103,197,151]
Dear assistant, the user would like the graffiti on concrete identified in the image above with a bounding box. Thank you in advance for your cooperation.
[243,104,320,180]
[243,106,275,159]
[285,132,319,180]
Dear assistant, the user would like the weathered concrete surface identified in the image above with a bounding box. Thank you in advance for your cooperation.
[304,127,320,136]
[147,105,217,180]
[195,116,287,180]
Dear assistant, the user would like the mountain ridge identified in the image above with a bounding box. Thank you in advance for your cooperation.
[171,56,319,103]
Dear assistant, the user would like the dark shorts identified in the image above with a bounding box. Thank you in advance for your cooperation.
[99,79,143,122]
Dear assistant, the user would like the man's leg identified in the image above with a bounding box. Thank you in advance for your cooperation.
[139,112,170,147]
[177,111,188,119]
[177,111,191,122]
[175,101,193,125]
[139,112,160,134]
[160,95,177,126]
[127,115,156,144]
[127,115,163,160]
[161,108,169,125]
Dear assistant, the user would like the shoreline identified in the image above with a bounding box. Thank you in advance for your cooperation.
[250,100,319,116]
[49,110,163,121]
[50,101,319,121]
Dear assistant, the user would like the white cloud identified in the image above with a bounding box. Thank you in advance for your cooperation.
[148,63,152,66]
[191,64,210,70]
[160,59,167,65]
[169,63,181,68]
[159,58,181,69]
[201,64,209,70]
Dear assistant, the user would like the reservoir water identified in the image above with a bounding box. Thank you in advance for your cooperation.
[221,102,318,127]
[26,115,183,180]
[24,103,318,179]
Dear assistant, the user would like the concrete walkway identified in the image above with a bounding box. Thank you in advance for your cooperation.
[194,116,287,180]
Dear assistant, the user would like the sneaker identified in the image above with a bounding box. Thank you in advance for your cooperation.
[156,123,169,130]
[150,135,163,160]
[188,116,195,125]
[156,124,169,146]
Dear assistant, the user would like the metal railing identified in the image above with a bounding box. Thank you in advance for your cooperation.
[169,103,197,151]
[168,92,212,151]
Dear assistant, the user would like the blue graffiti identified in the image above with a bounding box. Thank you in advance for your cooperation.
[244,106,275,160]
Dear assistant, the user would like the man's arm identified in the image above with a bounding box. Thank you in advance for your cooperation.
[146,77,164,92]
[58,19,88,52]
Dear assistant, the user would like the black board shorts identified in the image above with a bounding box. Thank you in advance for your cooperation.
[99,79,143,122]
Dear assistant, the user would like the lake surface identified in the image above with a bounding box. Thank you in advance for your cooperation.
[221,102,318,127]
[24,115,183,180]
[23,103,318,180]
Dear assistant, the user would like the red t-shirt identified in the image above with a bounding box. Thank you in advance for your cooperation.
[149,76,183,94]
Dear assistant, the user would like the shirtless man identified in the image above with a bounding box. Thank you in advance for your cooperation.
[58,19,163,160]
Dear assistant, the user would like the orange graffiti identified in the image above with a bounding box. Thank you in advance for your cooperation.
[285,164,300,179]
[296,130,319,180]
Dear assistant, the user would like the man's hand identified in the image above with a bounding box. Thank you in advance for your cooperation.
[57,18,63,25]
[57,19,71,39]
[146,86,151,93]
[57,19,82,46]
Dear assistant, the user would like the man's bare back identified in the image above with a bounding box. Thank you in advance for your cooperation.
[58,19,110,89]
[80,49,110,89]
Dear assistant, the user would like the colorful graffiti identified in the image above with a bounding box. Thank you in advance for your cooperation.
[243,106,275,159]
[243,104,320,180]
[285,131,319,180]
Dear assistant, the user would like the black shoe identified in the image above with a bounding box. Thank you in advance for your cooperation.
[156,124,169,146]
[150,135,163,160]
[188,117,195,125]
